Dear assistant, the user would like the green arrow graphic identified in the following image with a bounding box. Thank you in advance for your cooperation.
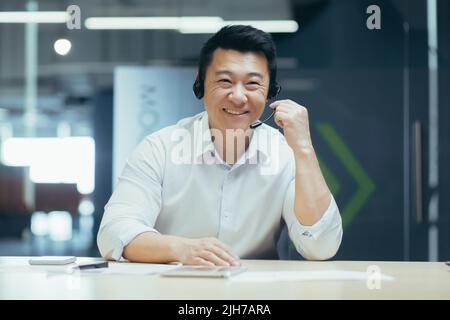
[317,154,341,196]
[316,123,375,228]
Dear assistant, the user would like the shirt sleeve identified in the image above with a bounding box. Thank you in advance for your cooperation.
[281,179,343,260]
[97,135,165,261]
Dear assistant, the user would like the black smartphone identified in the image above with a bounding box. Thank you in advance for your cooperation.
[76,261,109,270]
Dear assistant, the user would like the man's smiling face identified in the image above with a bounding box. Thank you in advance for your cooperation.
[203,48,270,132]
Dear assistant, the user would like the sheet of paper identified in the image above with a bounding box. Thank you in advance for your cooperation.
[0,264,75,274]
[0,262,180,276]
[231,270,395,282]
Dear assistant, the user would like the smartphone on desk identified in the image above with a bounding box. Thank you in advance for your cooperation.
[160,266,247,278]
[29,256,76,265]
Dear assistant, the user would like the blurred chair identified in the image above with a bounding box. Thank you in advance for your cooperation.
[34,183,82,214]
[0,165,29,239]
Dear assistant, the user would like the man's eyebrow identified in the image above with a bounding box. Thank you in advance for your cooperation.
[247,72,264,79]
[215,70,264,79]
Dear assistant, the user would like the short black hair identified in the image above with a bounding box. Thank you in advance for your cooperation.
[196,25,279,99]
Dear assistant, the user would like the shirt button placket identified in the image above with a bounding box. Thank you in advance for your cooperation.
[221,172,231,228]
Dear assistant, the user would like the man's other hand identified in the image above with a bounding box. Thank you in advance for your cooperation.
[175,237,241,266]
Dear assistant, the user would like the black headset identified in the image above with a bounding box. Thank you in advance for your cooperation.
[193,76,281,100]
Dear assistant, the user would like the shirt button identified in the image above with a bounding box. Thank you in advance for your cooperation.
[302,231,313,238]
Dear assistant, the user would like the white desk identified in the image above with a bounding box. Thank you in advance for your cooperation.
[0,257,449,299]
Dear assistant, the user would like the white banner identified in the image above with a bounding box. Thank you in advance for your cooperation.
[113,66,202,184]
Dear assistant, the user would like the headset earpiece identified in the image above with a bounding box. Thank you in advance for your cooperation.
[193,78,204,99]
[267,83,281,100]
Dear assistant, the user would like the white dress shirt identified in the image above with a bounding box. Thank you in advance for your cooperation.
[97,111,343,261]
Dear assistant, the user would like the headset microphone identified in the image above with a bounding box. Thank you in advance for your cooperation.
[249,109,276,129]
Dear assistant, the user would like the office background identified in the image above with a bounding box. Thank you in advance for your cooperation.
[0,0,448,262]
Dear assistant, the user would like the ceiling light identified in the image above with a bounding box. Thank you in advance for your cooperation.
[54,38,72,56]
[85,17,298,33]
[85,16,223,30]
[222,20,299,33]
[0,11,67,23]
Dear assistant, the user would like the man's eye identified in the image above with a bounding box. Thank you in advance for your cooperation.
[248,82,260,85]
[219,79,231,83]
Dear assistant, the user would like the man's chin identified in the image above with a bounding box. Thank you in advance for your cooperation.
[223,117,258,130]
[223,122,252,132]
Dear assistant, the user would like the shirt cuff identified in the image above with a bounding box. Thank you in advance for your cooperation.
[293,195,339,240]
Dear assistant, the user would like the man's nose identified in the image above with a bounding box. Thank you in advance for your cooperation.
[228,84,248,106]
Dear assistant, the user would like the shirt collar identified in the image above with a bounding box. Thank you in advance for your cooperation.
[193,111,271,164]
[193,112,215,161]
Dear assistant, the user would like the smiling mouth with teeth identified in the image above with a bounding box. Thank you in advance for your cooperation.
[223,108,249,116]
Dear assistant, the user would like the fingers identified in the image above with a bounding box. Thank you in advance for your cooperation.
[270,100,307,114]
[272,102,308,129]
[274,110,289,128]
[270,102,294,128]
[209,245,240,266]
[210,239,241,263]
[270,99,292,109]
[274,113,283,128]
[199,249,232,266]
[200,239,239,266]
[183,238,241,267]
[192,257,215,267]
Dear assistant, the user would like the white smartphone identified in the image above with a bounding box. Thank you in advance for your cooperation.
[160,266,247,278]
[28,256,77,265]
